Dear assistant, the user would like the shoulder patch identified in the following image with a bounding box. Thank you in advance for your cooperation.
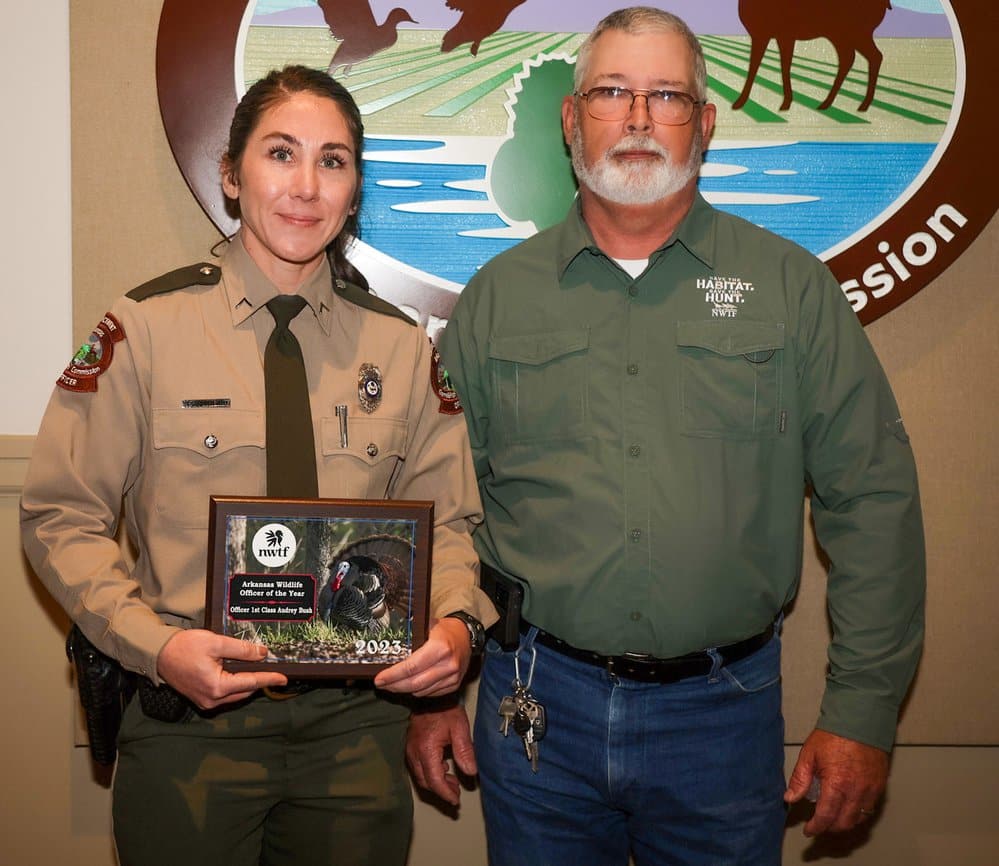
[58,312,126,393]
[334,279,415,326]
[126,262,221,302]
[431,343,463,415]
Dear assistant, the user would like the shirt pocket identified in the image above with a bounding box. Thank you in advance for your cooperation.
[676,321,785,439]
[151,408,265,528]
[488,329,589,444]
[319,416,408,499]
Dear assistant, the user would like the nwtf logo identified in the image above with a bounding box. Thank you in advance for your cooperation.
[157,0,997,326]
[251,523,298,568]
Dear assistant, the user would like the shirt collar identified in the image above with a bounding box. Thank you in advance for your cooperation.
[555,191,717,279]
[221,233,334,335]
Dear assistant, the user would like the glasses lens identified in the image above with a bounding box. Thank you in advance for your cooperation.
[648,92,693,125]
[587,88,631,119]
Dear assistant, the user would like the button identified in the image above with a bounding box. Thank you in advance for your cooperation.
[629,445,641,457]
[630,528,642,542]
[628,286,639,297]
[366,443,379,457]
[199,266,214,276]
[627,364,639,375]
[204,434,219,449]
[630,611,642,622]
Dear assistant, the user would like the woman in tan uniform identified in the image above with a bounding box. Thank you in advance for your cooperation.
[21,66,493,866]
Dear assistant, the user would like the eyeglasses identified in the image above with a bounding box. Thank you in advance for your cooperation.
[574,87,705,126]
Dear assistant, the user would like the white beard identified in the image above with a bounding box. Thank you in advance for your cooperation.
[571,123,703,206]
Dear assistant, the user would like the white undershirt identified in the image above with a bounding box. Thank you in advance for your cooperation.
[614,258,649,279]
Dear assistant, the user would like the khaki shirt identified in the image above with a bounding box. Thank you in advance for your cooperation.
[22,236,495,681]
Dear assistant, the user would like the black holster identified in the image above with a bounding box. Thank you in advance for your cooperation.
[66,624,134,766]
[66,625,194,765]
[479,563,525,650]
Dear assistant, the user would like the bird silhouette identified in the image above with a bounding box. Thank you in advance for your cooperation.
[441,0,528,56]
[317,0,416,75]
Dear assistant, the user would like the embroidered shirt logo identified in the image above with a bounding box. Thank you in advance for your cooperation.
[698,277,756,318]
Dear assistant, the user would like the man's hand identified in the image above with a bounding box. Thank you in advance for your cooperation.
[785,728,889,836]
[406,701,476,806]
[156,629,288,710]
[374,617,471,697]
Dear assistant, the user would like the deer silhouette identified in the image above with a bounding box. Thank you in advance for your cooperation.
[732,0,892,112]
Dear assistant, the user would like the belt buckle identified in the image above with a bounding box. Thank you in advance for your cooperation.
[607,651,656,677]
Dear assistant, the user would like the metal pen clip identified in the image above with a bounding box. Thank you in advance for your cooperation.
[335,404,348,448]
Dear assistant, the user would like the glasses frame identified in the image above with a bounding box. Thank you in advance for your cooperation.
[574,86,706,126]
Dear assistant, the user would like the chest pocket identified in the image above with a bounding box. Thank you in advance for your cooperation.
[320,416,408,499]
[488,329,589,444]
[676,321,785,439]
[151,409,265,528]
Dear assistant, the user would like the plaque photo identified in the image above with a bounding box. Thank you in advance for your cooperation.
[206,497,433,678]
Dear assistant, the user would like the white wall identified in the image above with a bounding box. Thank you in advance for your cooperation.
[1,1,72,435]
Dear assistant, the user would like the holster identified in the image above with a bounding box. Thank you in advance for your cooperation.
[66,625,194,765]
[65,624,134,766]
[478,563,525,650]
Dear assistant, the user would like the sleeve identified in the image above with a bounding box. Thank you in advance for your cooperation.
[388,325,498,628]
[20,301,180,680]
[796,262,926,752]
[437,281,491,485]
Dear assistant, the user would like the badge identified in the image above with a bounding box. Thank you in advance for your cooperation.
[57,312,126,393]
[431,345,462,415]
[358,363,382,413]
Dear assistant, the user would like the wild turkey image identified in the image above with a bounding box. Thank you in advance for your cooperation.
[317,534,414,634]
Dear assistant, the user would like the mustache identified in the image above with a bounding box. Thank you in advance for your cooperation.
[606,136,671,159]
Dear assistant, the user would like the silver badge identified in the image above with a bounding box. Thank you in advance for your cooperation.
[358,363,382,413]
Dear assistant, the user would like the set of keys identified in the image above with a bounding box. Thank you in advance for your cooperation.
[497,644,547,772]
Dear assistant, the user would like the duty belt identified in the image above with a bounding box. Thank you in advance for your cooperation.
[519,619,774,684]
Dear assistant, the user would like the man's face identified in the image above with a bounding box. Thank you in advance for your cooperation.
[562,29,716,206]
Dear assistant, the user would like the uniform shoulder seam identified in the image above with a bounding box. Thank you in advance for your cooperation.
[334,280,415,326]
[125,262,222,302]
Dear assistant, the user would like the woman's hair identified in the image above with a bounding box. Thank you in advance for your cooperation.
[222,65,369,289]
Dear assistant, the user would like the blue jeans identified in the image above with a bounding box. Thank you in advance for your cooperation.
[474,628,786,866]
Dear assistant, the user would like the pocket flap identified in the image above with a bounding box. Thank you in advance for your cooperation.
[488,329,589,366]
[676,321,785,356]
[320,416,407,464]
[152,409,264,456]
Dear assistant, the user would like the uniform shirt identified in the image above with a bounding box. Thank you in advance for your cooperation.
[21,236,494,682]
[439,194,925,751]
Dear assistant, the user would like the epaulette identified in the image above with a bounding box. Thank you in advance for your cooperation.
[334,279,415,326]
[126,262,222,302]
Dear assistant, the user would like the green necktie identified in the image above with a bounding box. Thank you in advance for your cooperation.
[265,295,318,498]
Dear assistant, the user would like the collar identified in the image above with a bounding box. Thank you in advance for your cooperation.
[555,192,717,279]
[220,234,334,335]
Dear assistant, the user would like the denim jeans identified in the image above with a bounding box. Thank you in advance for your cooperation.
[474,628,786,866]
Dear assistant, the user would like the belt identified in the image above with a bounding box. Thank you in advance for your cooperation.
[519,620,774,684]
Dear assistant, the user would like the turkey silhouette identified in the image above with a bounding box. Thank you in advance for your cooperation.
[319,554,390,633]
[318,0,416,74]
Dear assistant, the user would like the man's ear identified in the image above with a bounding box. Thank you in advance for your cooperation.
[561,94,576,147]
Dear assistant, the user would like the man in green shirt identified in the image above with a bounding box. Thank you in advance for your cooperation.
[407,7,924,864]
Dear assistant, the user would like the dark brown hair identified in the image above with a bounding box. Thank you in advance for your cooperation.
[222,65,369,289]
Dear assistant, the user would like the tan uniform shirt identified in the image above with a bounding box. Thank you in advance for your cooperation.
[21,237,494,681]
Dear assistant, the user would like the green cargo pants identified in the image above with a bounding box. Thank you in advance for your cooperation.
[112,684,412,866]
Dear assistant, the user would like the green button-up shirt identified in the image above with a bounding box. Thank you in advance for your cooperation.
[440,194,925,751]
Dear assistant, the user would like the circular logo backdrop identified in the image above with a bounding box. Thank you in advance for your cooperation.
[251,522,298,567]
[158,0,998,327]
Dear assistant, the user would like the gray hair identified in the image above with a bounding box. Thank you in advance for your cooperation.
[573,6,707,100]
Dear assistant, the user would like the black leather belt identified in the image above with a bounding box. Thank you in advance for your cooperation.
[519,620,774,684]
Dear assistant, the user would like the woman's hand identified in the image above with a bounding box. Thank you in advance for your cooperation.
[156,629,288,710]
[373,618,471,697]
